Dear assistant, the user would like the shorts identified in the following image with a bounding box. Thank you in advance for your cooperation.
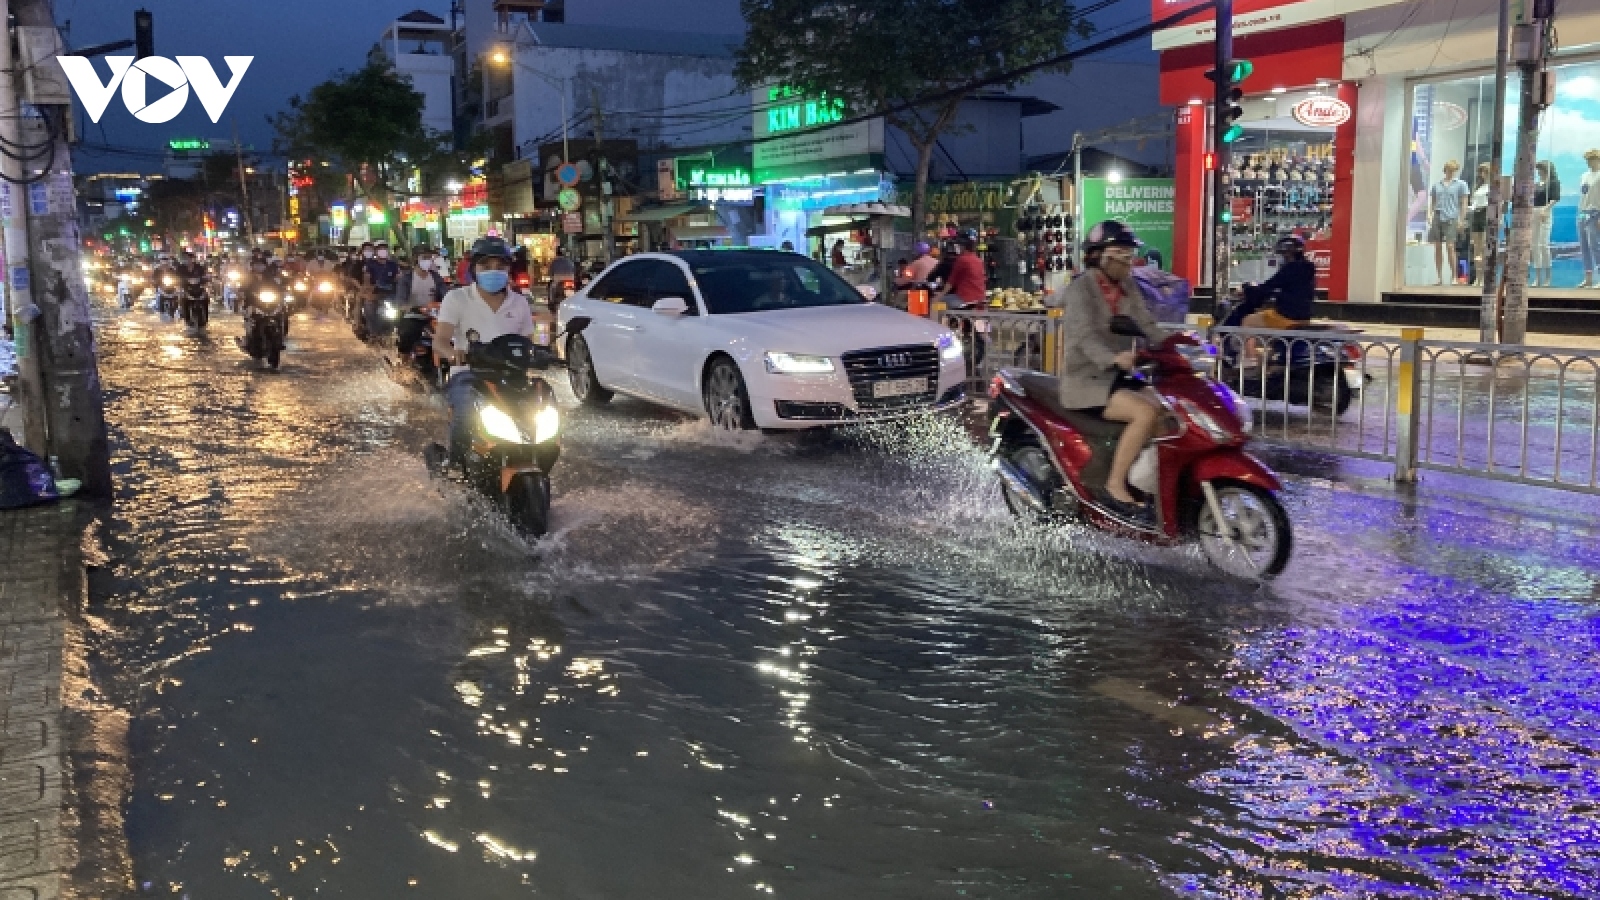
[1428,216,1459,244]
[1258,308,1309,329]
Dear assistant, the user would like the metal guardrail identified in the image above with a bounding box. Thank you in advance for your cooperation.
[940,308,1600,496]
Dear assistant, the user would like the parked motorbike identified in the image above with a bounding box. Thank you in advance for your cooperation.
[1212,295,1363,416]
[423,319,590,538]
[181,276,210,328]
[155,275,181,318]
[987,327,1293,578]
[236,286,288,370]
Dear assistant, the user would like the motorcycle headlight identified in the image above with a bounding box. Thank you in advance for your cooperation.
[294,281,308,292]
[318,281,334,293]
[763,351,835,375]
[1176,398,1232,443]
[479,404,526,443]
[533,406,561,444]
[259,291,278,304]
[162,276,174,286]
[228,272,241,282]
[936,332,963,361]
[382,303,400,320]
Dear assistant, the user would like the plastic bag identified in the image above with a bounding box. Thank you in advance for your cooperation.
[1133,269,1192,326]
[0,430,59,509]
[1128,446,1160,497]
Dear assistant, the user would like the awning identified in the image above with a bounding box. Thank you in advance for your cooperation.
[806,219,870,237]
[671,225,730,241]
[820,202,911,217]
[619,203,706,222]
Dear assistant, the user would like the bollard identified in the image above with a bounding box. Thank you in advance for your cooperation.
[907,288,930,318]
[1043,309,1063,375]
[1393,327,1424,482]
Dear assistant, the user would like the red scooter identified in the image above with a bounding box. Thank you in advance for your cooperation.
[987,331,1292,578]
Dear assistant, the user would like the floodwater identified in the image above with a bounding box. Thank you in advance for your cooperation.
[86,303,1600,898]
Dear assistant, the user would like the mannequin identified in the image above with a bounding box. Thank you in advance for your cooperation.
[1469,162,1491,286]
[1531,160,1560,287]
[1428,160,1470,286]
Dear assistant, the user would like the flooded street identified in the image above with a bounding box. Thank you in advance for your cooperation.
[87,302,1600,898]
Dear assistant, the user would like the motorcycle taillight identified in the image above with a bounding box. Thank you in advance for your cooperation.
[988,376,1004,400]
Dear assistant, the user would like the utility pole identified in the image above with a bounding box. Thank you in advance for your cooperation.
[233,117,256,248]
[591,87,613,263]
[11,0,112,495]
[0,0,44,453]
[1477,0,1513,343]
[1500,0,1556,346]
[1209,0,1235,315]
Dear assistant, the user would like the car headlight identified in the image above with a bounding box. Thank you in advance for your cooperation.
[258,291,278,304]
[1176,398,1232,443]
[763,351,835,374]
[533,406,560,444]
[480,404,526,443]
[936,332,963,361]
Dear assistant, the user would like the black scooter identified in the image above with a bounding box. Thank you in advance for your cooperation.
[1212,291,1363,416]
[424,319,589,538]
[237,282,288,370]
[180,276,210,328]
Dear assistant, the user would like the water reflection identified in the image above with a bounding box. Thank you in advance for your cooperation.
[86,302,1600,897]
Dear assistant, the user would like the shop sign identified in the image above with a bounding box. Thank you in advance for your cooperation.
[1152,0,1406,51]
[1080,177,1176,272]
[752,85,883,183]
[562,213,582,234]
[1290,96,1351,128]
[684,166,754,204]
[764,172,889,212]
[167,138,208,151]
[923,182,1015,217]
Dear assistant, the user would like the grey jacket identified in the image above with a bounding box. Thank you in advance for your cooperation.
[1047,271,1170,409]
[397,268,448,309]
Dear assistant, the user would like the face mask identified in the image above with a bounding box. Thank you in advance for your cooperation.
[417,259,434,271]
[362,250,375,259]
[475,269,510,293]
[376,249,389,259]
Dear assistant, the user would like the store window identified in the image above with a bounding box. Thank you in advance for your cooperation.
[1226,99,1339,287]
[1402,58,1600,291]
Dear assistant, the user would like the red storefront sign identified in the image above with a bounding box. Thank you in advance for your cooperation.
[1291,96,1352,127]
[1158,19,1344,105]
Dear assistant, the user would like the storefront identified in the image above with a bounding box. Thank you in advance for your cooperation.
[752,85,895,254]
[1157,0,1600,304]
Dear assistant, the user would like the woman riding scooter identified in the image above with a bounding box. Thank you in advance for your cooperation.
[1048,220,1171,522]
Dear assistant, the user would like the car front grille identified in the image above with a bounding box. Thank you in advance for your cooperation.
[840,344,940,412]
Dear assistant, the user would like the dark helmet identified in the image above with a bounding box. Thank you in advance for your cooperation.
[1084,220,1142,254]
[1274,235,1306,256]
[469,235,514,263]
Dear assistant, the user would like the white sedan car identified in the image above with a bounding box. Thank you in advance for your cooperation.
[558,250,968,429]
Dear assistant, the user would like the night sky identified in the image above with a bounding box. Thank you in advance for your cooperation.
[60,0,1155,176]
[62,0,745,174]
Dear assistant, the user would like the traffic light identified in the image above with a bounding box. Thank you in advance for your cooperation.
[1205,59,1253,144]
[134,9,154,60]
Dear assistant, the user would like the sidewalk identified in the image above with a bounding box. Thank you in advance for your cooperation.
[0,497,130,898]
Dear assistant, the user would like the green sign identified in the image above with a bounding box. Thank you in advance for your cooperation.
[684,167,751,189]
[1080,178,1175,268]
[765,85,846,134]
[168,139,209,151]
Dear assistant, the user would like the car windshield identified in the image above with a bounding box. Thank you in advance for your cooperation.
[690,256,867,314]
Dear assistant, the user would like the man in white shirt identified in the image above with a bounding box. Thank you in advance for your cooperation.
[1579,148,1600,288]
[435,236,537,460]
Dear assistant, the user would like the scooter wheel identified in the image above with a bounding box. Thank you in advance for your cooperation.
[1193,480,1292,578]
[507,471,552,538]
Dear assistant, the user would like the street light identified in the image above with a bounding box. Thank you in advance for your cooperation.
[488,48,570,167]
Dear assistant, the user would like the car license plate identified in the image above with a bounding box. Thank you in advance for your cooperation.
[874,377,927,399]
[1342,367,1362,391]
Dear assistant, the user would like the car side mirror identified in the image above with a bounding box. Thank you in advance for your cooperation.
[652,296,690,315]
[566,316,591,335]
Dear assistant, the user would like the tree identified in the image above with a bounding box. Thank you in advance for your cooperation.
[736,0,1090,235]
[271,61,445,243]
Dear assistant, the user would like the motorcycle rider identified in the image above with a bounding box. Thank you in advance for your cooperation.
[152,253,180,314]
[1048,220,1171,521]
[175,249,210,322]
[1232,235,1317,330]
[545,245,576,311]
[434,236,537,464]
[360,241,401,340]
[398,245,448,311]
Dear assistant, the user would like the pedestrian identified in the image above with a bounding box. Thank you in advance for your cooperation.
[1579,149,1600,289]
[830,239,847,269]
